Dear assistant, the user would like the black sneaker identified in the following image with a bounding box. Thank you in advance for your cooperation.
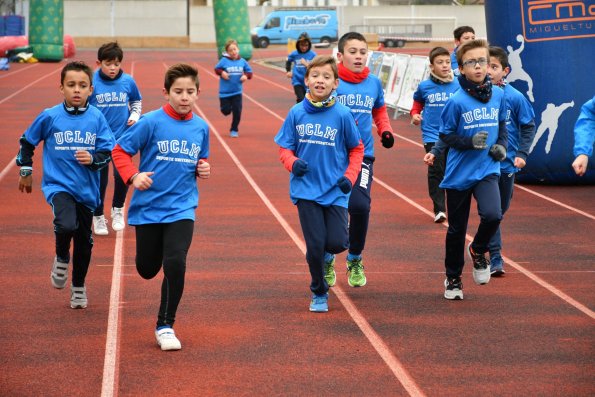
[467,243,491,285]
[444,277,463,300]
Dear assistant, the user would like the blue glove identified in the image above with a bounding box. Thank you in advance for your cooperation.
[381,131,394,148]
[292,159,308,176]
[336,176,352,194]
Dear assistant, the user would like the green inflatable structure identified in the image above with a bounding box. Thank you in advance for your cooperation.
[213,0,252,60]
[29,0,64,62]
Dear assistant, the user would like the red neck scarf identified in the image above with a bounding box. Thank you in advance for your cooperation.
[338,63,370,83]
[163,103,193,120]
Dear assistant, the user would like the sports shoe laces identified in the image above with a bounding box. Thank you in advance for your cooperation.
[96,217,107,229]
[348,260,363,274]
[474,255,489,269]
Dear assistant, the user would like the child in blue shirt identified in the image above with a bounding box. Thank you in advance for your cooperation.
[450,26,475,76]
[485,46,536,275]
[411,46,460,223]
[285,32,316,103]
[439,40,507,300]
[274,55,364,312]
[328,32,395,289]
[112,63,210,351]
[16,61,115,309]
[572,95,595,177]
[89,42,142,236]
[215,39,253,138]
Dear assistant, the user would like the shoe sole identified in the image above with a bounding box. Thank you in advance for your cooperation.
[444,291,464,300]
[112,224,125,231]
[490,269,505,277]
[94,230,109,236]
[309,306,328,312]
[348,278,367,287]
[70,302,87,309]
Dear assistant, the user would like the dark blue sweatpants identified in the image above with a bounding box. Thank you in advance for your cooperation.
[348,157,374,256]
[297,200,349,295]
[444,174,502,279]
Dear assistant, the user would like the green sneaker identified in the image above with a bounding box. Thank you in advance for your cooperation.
[347,258,367,287]
[324,257,336,287]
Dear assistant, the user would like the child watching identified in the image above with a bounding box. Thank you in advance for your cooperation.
[274,55,364,312]
[89,41,142,236]
[438,39,507,300]
[485,46,536,275]
[215,39,253,138]
[451,26,475,76]
[285,32,316,103]
[411,46,460,223]
[328,32,395,289]
[112,63,210,350]
[16,61,115,309]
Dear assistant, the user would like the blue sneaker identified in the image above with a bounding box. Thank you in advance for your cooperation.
[490,263,506,277]
[309,293,328,312]
[230,130,239,138]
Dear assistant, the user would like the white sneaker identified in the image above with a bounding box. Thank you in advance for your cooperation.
[155,327,182,351]
[93,215,109,235]
[70,286,88,309]
[434,212,446,223]
[111,207,125,231]
[51,257,69,289]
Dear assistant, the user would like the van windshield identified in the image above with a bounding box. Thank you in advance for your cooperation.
[257,17,280,29]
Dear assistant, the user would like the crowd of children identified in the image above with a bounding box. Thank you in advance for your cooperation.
[14,28,590,349]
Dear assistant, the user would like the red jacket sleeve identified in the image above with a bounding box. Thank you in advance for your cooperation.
[344,140,364,185]
[372,104,393,135]
[279,147,298,173]
[410,100,424,117]
[112,144,138,185]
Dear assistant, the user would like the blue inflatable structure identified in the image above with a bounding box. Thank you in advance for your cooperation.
[485,0,594,184]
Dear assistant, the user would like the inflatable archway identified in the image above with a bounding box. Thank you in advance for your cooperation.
[29,0,64,62]
[213,0,253,61]
[485,0,594,184]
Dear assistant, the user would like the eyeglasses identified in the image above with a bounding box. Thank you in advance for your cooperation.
[462,58,488,68]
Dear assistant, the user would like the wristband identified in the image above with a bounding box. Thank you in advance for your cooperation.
[20,167,32,177]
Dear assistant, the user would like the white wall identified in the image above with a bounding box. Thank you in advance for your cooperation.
[59,1,485,44]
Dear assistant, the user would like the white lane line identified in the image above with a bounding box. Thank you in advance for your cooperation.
[375,178,595,320]
[0,63,39,79]
[100,62,137,397]
[100,227,125,397]
[0,65,62,105]
[196,64,426,397]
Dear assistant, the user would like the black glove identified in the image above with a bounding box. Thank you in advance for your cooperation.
[489,144,507,161]
[381,131,394,148]
[336,176,352,194]
[291,159,308,177]
[471,131,488,149]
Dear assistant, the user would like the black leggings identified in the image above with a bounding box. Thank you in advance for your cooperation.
[94,164,129,216]
[135,220,194,328]
[219,94,243,132]
[51,192,94,287]
[293,85,306,103]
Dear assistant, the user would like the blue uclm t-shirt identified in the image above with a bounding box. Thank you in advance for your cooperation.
[274,101,361,208]
[336,74,385,158]
[116,108,210,225]
[22,104,115,210]
[89,70,142,139]
[413,78,460,143]
[500,83,535,173]
[287,49,316,88]
[439,87,506,190]
[215,56,252,98]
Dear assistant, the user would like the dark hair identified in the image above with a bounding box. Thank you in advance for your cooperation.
[338,32,367,53]
[61,61,93,85]
[456,39,489,67]
[429,46,450,64]
[164,63,199,92]
[489,46,509,69]
[97,42,123,62]
[296,32,312,53]
[453,26,475,41]
[306,55,338,79]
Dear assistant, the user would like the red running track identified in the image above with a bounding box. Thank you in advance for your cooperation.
[0,48,593,397]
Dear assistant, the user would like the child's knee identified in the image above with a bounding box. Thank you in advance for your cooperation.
[220,107,232,116]
[54,219,77,235]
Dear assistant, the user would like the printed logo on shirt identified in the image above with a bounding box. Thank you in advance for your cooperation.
[155,139,201,164]
[336,94,375,113]
[94,92,128,108]
[53,130,97,150]
[296,123,338,143]
[427,92,455,105]
[462,107,500,130]
[226,66,245,74]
